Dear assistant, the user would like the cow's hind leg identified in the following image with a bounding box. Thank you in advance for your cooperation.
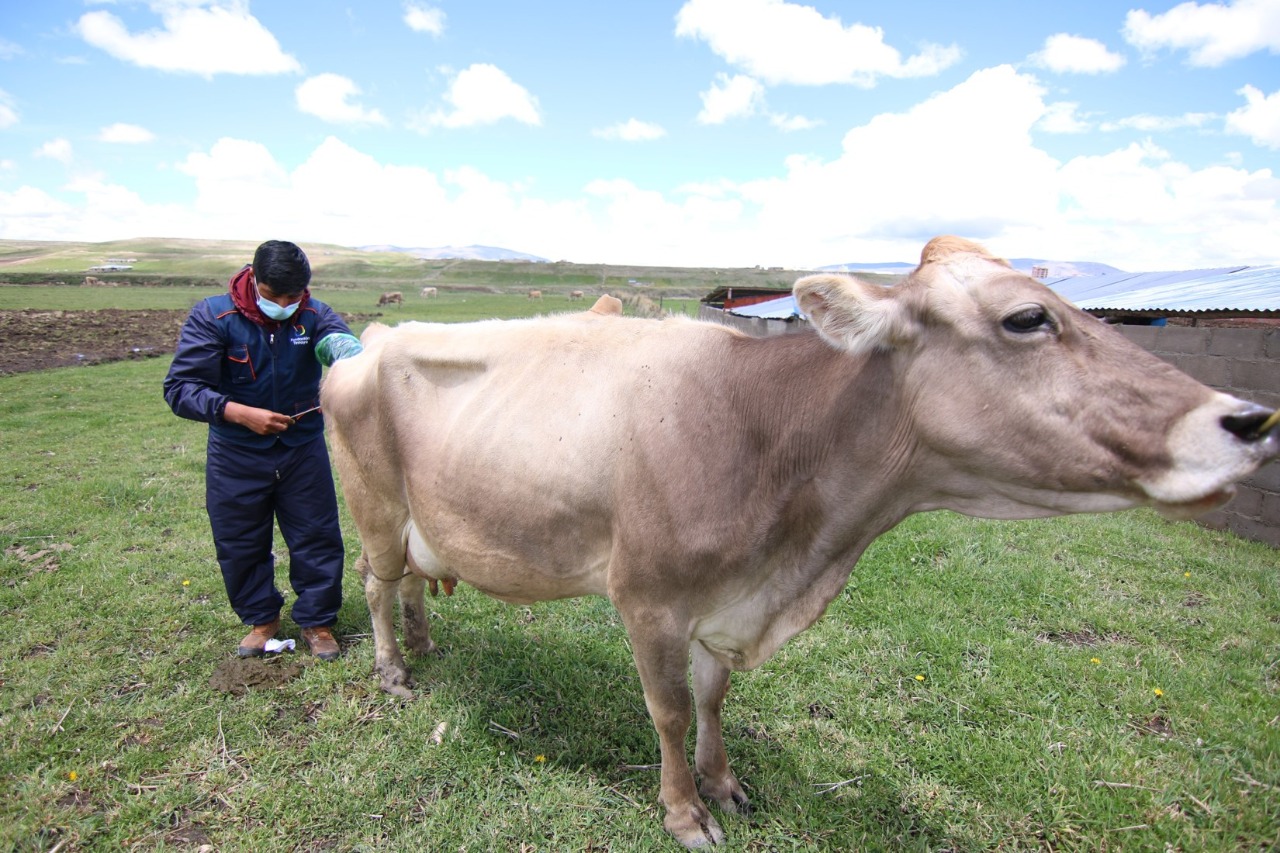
[398,573,437,657]
[362,548,414,699]
[692,642,750,815]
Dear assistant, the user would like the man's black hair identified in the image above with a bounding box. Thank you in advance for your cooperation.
[252,240,311,295]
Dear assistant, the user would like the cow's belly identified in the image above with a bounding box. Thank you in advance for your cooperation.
[407,504,611,604]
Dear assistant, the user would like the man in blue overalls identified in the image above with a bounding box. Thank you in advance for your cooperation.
[164,240,364,660]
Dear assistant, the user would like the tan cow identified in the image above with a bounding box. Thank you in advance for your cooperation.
[527,289,542,299]
[377,291,403,307]
[420,286,438,298]
[323,238,1277,847]
[569,289,584,300]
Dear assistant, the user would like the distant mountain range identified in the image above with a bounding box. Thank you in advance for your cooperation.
[359,244,549,262]
[819,258,1126,278]
[357,243,1123,277]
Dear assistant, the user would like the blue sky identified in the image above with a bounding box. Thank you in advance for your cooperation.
[1,0,1278,269]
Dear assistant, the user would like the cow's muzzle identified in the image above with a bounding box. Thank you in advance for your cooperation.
[1222,406,1280,442]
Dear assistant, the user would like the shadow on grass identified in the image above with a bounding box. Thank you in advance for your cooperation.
[341,594,963,850]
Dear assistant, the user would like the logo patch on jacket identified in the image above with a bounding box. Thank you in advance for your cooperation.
[291,324,310,345]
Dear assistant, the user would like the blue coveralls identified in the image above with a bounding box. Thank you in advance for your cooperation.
[163,292,354,628]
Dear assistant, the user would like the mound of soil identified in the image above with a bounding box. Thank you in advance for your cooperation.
[0,309,189,376]
[208,656,305,695]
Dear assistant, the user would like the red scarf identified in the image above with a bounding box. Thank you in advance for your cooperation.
[228,265,310,329]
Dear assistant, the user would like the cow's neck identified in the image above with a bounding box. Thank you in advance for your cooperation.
[724,329,923,534]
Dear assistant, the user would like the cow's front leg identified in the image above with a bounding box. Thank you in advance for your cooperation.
[692,642,750,815]
[398,573,437,656]
[626,620,725,847]
[365,570,413,698]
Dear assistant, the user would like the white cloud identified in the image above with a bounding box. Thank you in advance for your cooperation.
[176,137,290,219]
[36,138,74,165]
[98,122,156,143]
[75,0,301,77]
[2,63,1276,271]
[1029,33,1126,73]
[675,0,961,86]
[769,113,820,132]
[1226,84,1280,148]
[0,187,73,238]
[0,89,17,128]
[0,37,24,60]
[1123,0,1280,66]
[593,119,667,141]
[697,73,765,124]
[296,74,388,125]
[1099,112,1215,132]
[404,3,446,35]
[1039,102,1092,133]
[419,63,541,129]
[736,66,1062,251]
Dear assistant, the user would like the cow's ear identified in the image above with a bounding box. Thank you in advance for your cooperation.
[794,274,919,355]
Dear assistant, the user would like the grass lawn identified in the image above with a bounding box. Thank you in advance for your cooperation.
[1,294,1278,850]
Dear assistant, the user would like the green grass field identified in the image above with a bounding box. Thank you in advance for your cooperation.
[2,262,1278,851]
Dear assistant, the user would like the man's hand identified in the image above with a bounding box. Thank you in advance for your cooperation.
[224,402,293,436]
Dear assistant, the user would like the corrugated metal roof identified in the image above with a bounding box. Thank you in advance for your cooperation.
[1045,265,1280,314]
[726,294,802,319]
[717,264,1280,320]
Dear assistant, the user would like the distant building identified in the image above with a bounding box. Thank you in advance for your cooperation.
[87,264,133,272]
[1031,265,1049,279]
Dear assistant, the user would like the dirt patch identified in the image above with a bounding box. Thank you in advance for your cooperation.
[0,308,378,376]
[1035,628,1127,647]
[208,656,305,696]
[0,309,188,376]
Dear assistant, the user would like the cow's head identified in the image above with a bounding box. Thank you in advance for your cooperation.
[795,236,1278,519]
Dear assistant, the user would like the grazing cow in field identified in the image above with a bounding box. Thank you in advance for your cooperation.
[377,291,403,307]
[322,238,1278,847]
[527,289,542,300]
[420,287,438,298]
[569,290,584,300]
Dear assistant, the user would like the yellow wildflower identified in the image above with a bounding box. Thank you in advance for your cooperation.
[915,674,925,682]
[1153,688,1164,698]
[68,771,77,782]
[1090,657,1101,665]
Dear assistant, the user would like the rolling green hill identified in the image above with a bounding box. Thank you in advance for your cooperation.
[0,237,888,296]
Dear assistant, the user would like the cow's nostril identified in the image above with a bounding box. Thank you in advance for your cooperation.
[1221,408,1279,442]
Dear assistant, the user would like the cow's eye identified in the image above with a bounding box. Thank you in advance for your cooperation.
[1003,307,1053,334]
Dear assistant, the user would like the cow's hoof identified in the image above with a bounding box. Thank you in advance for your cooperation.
[405,637,439,657]
[375,664,415,699]
[664,805,725,848]
[379,677,415,699]
[700,776,751,816]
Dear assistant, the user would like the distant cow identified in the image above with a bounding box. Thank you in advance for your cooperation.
[377,291,403,307]
[527,289,542,300]
[420,287,438,298]
[569,290,584,301]
[323,238,1277,847]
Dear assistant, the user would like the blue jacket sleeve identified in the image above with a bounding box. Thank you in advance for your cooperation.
[163,301,230,424]
[313,303,362,366]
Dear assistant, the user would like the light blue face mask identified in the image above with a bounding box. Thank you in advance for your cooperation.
[257,294,301,321]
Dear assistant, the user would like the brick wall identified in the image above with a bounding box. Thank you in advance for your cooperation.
[1114,324,1280,548]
